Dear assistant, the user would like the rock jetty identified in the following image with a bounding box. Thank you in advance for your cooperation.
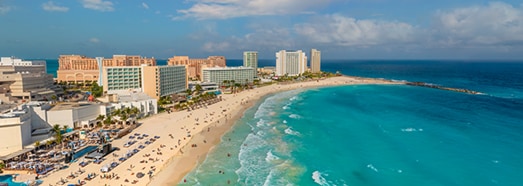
[405,82,482,95]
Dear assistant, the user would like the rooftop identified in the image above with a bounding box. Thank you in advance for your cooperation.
[203,66,254,71]
[116,92,155,102]
[49,102,98,111]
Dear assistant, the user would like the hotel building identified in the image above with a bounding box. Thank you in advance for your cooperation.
[57,55,156,84]
[0,57,59,103]
[202,67,255,86]
[142,65,187,99]
[243,51,258,78]
[275,50,307,76]
[310,49,321,73]
[167,56,226,80]
[103,65,187,100]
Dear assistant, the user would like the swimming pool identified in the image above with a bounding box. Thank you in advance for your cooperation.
[73,145,98,160]
[0,175,27,186]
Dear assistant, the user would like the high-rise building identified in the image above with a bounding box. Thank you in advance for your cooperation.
[103,65,187,100]
[57,55,156,83]
[142,65,187,99]
[275,50,307,76]
[310,49,321,73]
[202,67,255,86]
[167,56,226,80]
[243,51,258,78]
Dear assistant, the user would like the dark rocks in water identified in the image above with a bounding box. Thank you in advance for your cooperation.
[405,82,482,95]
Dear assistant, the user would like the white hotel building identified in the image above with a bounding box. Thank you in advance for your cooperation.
[202,67,255,86]
[275,50,307,76]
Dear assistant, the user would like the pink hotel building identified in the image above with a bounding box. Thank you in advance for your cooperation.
[56,55,156,83]
[167,56,226,80]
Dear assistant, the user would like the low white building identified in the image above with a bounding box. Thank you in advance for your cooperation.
[44,102,101,129]
[0,104,54,158]
[98,92,158,117]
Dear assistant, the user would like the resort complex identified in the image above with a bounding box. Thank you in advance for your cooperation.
[0,50,327,186]
[167,56,226,81]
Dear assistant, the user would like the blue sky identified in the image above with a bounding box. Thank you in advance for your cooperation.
[0,0,522,60]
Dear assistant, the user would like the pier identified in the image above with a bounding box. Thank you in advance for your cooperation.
[405,82,482,95]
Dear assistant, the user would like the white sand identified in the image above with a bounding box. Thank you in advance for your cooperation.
[37,76,400,186]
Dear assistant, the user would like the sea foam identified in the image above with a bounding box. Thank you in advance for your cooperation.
[289,114,301,119]
[312,171,330,186]
[284,127,301,136]
[401,128,423,132]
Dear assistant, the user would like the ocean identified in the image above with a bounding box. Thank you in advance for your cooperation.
[43,59,523,185]
[177,60,523,186]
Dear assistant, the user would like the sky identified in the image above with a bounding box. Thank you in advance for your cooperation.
[0,0,522,60]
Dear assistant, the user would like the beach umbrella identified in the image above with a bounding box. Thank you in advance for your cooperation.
[136,172,144,178]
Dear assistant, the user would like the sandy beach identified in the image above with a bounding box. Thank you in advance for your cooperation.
[37,76,400,186]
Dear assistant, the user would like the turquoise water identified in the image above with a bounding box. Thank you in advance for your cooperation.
[180,85,523,185]
[0,175,27,186]
[73,145,98,160]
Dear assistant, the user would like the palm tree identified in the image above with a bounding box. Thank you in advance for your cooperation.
[195,84,203,95]
[234,83,241,93]
[103,116,112,126]
[112,109,121,117]
[120,113,129,125]
[96,114,105,127]
[123,107,131,115]
[185,88,193,97]
[46,140,53,150]
[222,80,229,88]
[130,107,139,115]
[52,124,63,146]
[34,141,41,150]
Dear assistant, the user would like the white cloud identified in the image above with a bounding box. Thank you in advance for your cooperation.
[42,1,69,12]
[89,37,100,43]
[294,14,419,47]
[0,4,11,15]
[202,41,230,52]
[197,26,298,56]
[81,0,114,12]
[432,2,523,46]
[176,0,328,20]
[142,2,149,9]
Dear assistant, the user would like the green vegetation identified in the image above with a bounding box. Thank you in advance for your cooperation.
[52,124,63,145]
[90,82,103,97]
[157,96,172,113]
[34,141,41,150]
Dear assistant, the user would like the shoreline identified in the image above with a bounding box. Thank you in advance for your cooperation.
[36,76,400,186]
[148,97,255,186]
[147,76,401,186]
